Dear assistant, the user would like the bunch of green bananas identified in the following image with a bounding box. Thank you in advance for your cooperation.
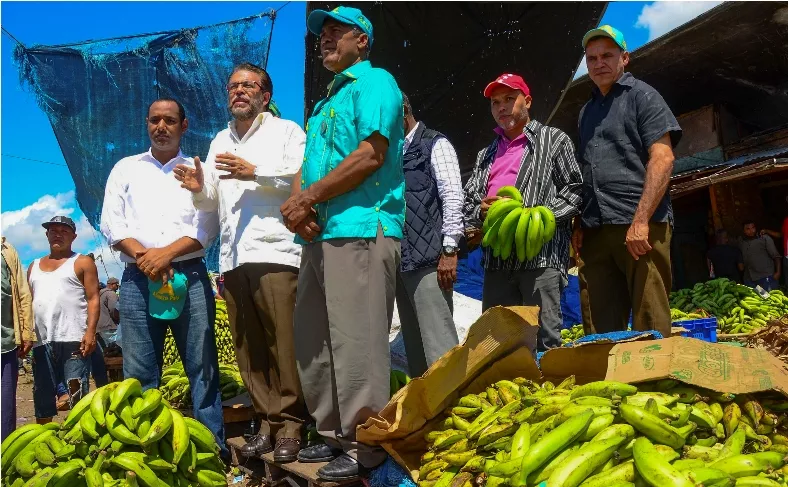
[391,370,411,397]
[1,378,227,487]
[669,278,788,334]
[417,376,788,487]
[159,362,246,408]
[481,187,557,262]
[164,299,236,367]
[560,325,585,346]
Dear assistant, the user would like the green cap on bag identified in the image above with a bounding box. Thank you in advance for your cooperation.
[148,271,188,320]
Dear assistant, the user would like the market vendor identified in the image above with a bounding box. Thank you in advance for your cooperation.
[100,98,227,458]
[760,198,788,287]
[707,229,743,283]
[280,6,404,481]
[572,26,682,337]
[174,63,309,463]
[397,93,462,376]
[463,73,583,351]
[739,220,781,291]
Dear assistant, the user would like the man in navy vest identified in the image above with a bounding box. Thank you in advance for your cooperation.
[397,94,462,377]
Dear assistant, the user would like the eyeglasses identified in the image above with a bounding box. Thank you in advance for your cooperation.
[226,81,263,93]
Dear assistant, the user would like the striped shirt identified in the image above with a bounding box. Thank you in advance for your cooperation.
[463,120,583,275]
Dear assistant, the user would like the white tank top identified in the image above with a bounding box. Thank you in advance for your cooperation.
[29,253,88,345]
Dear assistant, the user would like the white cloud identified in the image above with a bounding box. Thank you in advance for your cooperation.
[1,191,124,281]
[636,1,723,42]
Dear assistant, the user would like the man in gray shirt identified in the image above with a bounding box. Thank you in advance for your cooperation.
[98,277,119,338]
[739,221,781,291]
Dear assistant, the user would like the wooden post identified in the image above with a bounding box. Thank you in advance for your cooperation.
[709,184,722,231]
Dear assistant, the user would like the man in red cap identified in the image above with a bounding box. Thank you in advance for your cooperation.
[463,74,582,351]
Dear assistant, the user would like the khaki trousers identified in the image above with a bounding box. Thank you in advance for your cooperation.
[578,223,672,337]
[294,224,399,468]
[223,263,307,439]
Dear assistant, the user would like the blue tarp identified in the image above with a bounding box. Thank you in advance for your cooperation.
[456,248,582,329]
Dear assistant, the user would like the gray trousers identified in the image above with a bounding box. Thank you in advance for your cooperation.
[396,266,459,377]
[482,267,566,351]
[294,224,399,468]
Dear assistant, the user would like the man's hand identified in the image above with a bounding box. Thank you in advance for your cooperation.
[572,227,583,257]
[18,341,34,358]
[437,253,458,290]
[281,192,315,232]
[136,248,176,283]
[295,213,321,242]
[466,228,482,248]
[480,196,501,220]
[215,152,256,181]
[775,271,782,281]
[173,156,205,193]
[625,221,652,260]
[80,332,96,357]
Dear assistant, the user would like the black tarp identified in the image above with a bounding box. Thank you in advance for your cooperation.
[304,2,607,181]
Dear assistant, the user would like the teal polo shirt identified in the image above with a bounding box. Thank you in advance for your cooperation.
[298,60,405,244]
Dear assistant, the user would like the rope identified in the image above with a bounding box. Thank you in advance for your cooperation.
[2,154,69,168]
[30,10,276,50]
[1,26,24,47]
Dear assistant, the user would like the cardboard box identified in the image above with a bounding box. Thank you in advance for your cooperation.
[357,307,788,479]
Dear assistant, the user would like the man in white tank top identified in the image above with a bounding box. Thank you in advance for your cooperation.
[100,98,226,459]
[27,216,100,423]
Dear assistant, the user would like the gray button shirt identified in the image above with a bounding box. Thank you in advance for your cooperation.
[739,235,780,282]
[578,72,682,228]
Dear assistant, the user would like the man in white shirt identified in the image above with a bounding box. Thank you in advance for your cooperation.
[174,64,308,463]
[100,98,226,457]
[397,95,461,377]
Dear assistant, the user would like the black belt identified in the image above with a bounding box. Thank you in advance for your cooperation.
[126,257,203,269]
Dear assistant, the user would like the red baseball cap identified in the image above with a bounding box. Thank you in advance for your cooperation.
[483,73,531,98]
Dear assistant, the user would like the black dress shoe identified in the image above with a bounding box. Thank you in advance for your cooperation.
[239,434,273,458]
[317,453,368,481]
[274,438,301,463]
[297,443,342,463]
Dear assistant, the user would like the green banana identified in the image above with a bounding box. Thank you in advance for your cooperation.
[513,409,594,486]
[20,467,54,487]
[509,423,530,459]
[2,426,46,473]
[733,477,783,487]
[528,442,581,485]
[482,217,505,249]
[498,206,524,261]
[13,451,38,477]
[592,424,636,443]
[61,388,99,430]
[141,404,173,446]
[105,411,141,445]
[578,461,635,487]
[684,468,734,487]
[496,186,523,203]
[80,405,101,439]
[570,381,638,400]
[1,424,44,454]
[108,378,142,412]
[724,403,742,437]
[484,199,522,233]
[84,467,104,487]
[671,459,705,471]
[477,423,519,447]
[110,454,162,487]
[710,452,786,478]
[33,442,56,466]
[632,437,693,487]
[182,416,217,455]
[525,208,543,260]
[581,414,616,441]
[536,206,556,243]
[546,436,626,487]
[514,208,531,262]
[90,383,117,427]
[625,392,679,408]
[619,403,685,449]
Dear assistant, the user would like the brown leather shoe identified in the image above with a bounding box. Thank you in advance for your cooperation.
[274,438,301,463]
[239,434,273,458]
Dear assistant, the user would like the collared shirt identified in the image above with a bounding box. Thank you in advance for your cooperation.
[300,60,405,243]
[739,235,780,282]
[487,127,529,198]
[403,122,464,247]
[463,120,583,275]
[578,72,682,228]
[100,150,219,263]
[193,112,305,273]
[0,238,35,347]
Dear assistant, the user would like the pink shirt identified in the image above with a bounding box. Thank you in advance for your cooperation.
[486,127,528,197]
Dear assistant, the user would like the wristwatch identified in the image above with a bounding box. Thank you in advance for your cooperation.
[442,245,459,256]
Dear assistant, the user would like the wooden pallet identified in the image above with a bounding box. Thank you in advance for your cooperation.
[227,437,362,487]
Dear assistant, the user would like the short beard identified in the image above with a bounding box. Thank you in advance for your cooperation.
[500,106,530,132]
[230,96,265,121]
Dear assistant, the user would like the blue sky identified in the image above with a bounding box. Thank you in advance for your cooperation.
[0,1,721,279]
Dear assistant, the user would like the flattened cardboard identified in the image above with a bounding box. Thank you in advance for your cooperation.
[356,306,541,475]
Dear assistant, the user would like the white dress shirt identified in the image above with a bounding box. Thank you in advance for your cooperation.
[100,150,219,263]
[403,122,465,247]
[193,112,305,273]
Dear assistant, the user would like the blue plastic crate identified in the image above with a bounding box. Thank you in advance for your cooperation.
[673,317,717,342]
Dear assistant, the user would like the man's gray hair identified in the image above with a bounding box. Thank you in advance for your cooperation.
[351,27,371,59]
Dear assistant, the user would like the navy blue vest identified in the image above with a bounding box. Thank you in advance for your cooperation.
[401,123,445,272]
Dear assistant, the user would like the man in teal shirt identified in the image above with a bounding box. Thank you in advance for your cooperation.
[280,5,404,481]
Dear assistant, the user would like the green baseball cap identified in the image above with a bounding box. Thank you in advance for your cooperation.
[307,6,374,46]
[148,271,188,320]
[582,24,627,51]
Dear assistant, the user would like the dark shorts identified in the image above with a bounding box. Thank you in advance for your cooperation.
[32,342,90,419]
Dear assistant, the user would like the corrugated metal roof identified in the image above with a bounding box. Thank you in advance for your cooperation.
[672,145,788,179]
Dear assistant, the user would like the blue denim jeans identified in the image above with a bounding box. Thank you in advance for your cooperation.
[32,342,90,418]
[119,259,226,455]
[745,276,779,292]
